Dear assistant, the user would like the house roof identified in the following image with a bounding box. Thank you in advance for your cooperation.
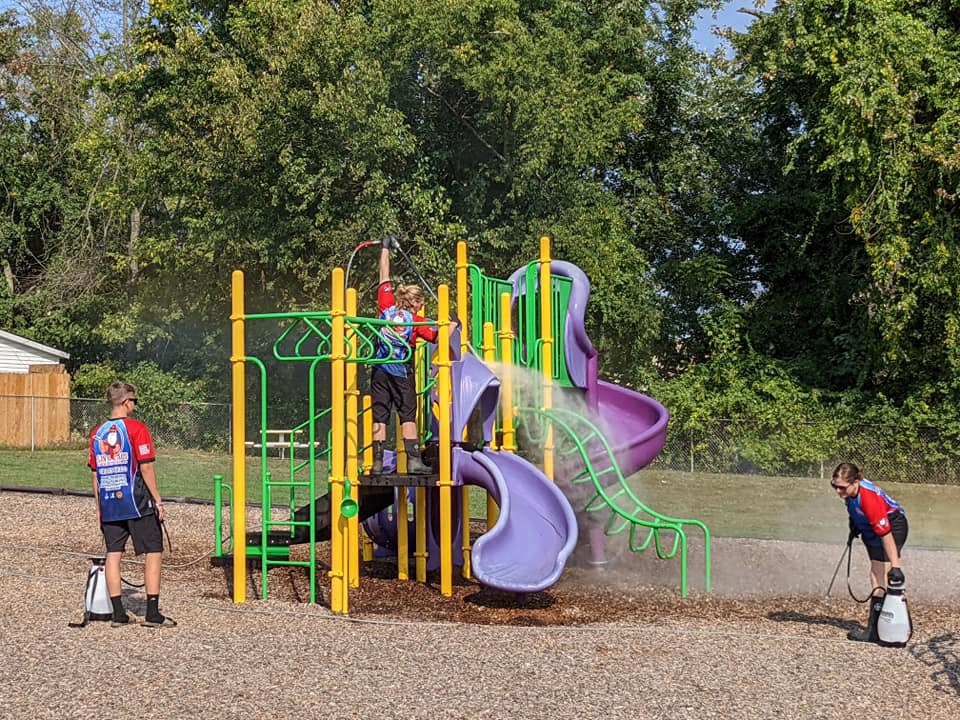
[0,329,70,360]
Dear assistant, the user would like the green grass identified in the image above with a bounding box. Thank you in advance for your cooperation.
[629,468,960,548]
[2,447,958,548]
[0,446,294,505]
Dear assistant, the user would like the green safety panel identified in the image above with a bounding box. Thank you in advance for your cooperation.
[468,262,575,387]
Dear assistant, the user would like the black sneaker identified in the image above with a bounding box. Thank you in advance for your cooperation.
[142,615,178,628]
[110,613,131,627]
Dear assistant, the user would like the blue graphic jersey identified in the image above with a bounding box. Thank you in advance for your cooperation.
[88,418,157,522]
[376,305,416,377]
[845,478,904,544]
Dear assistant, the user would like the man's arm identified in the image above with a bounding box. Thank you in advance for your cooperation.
[141,462,166,522]
[91,471,100,525]
[379,247,391,284]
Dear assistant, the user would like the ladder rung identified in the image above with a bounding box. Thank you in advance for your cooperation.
[264,519,311,528]
[264,559,311,569]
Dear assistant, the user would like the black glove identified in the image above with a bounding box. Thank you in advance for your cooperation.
[381,235,400,250]
[887,567,905,586]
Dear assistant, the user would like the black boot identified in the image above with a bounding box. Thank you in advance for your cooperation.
[404,439,432,475]
[847,595,883,642]
[371,441,384,475]
[109,595,130,627]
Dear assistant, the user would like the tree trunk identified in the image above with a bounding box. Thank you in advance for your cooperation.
[2,259,14,295]
[128,205,141,283]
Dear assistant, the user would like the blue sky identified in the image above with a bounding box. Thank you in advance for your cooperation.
[693,2,759,51]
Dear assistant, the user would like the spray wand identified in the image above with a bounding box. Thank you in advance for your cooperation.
[394,242,440,303]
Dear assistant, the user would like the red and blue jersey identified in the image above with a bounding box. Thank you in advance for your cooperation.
[376,282,438,377]
[846,478,904,544]
[88,418,157,522]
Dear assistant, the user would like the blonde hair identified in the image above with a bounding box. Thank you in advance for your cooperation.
[394,284,425,311]
[107,381,137,407]
[832,462,863,485]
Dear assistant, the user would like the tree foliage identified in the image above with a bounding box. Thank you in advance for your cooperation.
[112,0,714,383]
[736,0,960,402]
[3,0,960,458]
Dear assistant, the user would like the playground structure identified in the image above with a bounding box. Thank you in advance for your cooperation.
[214,237,711,613]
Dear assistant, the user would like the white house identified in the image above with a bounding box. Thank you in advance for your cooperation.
[0,329,70,373]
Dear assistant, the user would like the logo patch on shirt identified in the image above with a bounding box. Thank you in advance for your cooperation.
[115,491,123,499]
[139,443,151,455]
[878,517,889,528]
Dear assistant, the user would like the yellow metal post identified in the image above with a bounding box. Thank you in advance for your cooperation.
[482,321,497,451]
[482,320,499,528]
[396,427,407,473]
[437,284,453,596]
[397,487,410,581]
[414,486,427,581]
[329,268,348,613]
[456,240,469,358]
[498,291,516,453]
[456,240,472,576]
[346,288,361,588]
[230,270,247,603]
[361,395,374,562]
[362,394,373,473]
[539,236,554,481]
[397,367,411,581]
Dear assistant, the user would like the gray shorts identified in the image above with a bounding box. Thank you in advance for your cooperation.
[101,513,163,555]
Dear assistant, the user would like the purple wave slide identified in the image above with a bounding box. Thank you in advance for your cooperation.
[457,447,578,593]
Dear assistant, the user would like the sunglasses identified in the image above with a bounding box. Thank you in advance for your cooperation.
[126,397,139,406]
[830,481,852,490]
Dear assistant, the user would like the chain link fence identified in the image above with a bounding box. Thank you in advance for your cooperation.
[69,397,232,451]
[653,419,960,485]
[6,397,959,484]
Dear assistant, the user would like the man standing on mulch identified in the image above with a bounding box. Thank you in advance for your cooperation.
[88,382,176,628]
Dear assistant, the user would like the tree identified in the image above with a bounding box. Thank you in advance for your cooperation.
[0,1,152,361]
[735,0,960,400]
[121,0,731,384]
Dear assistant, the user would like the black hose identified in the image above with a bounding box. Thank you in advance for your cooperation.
[345,239,377,289]
[844,542,880,604]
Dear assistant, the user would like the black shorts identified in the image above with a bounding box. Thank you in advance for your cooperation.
[371,366,418,424]
[101,513,163,555]
[863,513,908,562]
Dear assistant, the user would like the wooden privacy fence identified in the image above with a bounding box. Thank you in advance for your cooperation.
[0,366,71,448]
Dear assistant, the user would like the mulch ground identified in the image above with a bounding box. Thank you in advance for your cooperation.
[3,492,959,720]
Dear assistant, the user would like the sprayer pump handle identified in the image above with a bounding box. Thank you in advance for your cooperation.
[887,567,905,586]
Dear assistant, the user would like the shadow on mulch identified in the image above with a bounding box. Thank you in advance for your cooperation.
[766,609,859,632]
[463,586,556,610]
[909,633,960,698]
